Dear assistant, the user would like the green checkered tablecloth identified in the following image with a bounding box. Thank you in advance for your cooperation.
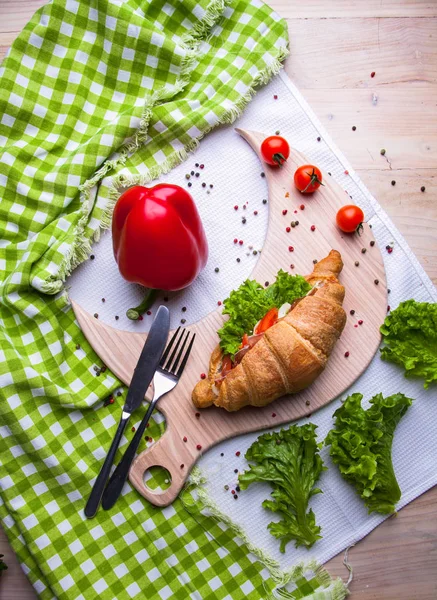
[0,0,348,598]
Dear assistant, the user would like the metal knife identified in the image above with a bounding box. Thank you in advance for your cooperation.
[84,305,170,518]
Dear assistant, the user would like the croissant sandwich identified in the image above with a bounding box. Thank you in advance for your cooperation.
[192,250,346,411]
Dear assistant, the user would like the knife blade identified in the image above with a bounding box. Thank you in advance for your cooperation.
[84,305,170,518]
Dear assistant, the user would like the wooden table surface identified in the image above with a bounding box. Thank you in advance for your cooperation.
[0,1,436,599]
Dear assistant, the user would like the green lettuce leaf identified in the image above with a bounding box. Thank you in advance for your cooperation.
[238,424,326,552]
[218,270,311,356]
[325,392,413,514]
[380,300,437,388]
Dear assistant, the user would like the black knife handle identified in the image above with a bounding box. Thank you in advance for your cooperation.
[102,401,156,511]
[84,414,129,518]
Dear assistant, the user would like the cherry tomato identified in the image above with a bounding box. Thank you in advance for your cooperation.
[261,136,290,167]
[336,205,365,234]
[254,307,278,334]
[240,333,249,349]
[294,165,323,194]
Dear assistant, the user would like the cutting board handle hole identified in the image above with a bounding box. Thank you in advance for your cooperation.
[143,465,172,494]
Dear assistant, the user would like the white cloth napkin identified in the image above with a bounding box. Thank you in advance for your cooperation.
[68,71,437,569]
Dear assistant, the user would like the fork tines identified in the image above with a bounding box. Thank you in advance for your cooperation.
[160,327,196,378]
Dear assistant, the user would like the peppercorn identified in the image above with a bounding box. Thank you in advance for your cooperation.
[234,469,238,473]
[286,227,291,232]
[210,184,213,189]
[272,412,276,417]
[275,130,280,135]
[202,182,206,188]
[295,221,299,226]
[361,248,366,254]
[290,264,294,269]
[371,71,376,77]
[89,254,95,261]
[195,163,199,168]
[289,246,294,252]
[224,485,229,490]
[310,225,316,231]
[181,318,186,324]
[355,261,359,267]
[236,258,240,263]
[421,186,426,192]
[313,259,317,264]
[182,306,187,312]
[350,309,355,315]
[374,279,379,285]
[183,436,187,442]
[188,182,192,187]
[195,412,200,418]
[235,451,240,457]
[214,267,219,273]
[253,250,257,255]
[260,172,265,178]
[76,344,80,350]
[242,218,246,224]
[94,313,98,318]
[305,400,310,406]
[115,315,119,320]
[282,209,287,216]
[391,180,396,186]
[254,211,258,216]
[344,351,350,358]
[195,173,200,178]
[180,464,184,469]
[236,485,240,492]
[352,126,356,131]
[221,453,224,457]
[185,174,190,180]
[200,373,206,379]
[262,199,267,204]
[196,444,202,450]
[200,164,204,169]
[317,137,321,142]
[233,494,238,500]
[380,149,386,156]
[370,240,375,247]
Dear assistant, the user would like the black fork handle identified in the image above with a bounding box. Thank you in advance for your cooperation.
[101,400,157,510]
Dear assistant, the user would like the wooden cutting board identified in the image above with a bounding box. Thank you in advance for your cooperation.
[72,128,387,507]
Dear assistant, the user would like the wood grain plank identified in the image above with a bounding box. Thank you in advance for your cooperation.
[0,0,46,34]
[299,88,437,170]
[274,1,437,19]
[286,18,437,89]
[357,168,437,283]
[0,526,36,600]
[325,486,437,599]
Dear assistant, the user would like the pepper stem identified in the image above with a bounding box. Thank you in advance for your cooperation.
[126,288,158,320]
[356,222,364,236]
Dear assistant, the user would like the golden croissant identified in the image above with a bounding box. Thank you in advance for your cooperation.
[192,250,346,411]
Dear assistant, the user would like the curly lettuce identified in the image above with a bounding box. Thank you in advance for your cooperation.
[218,270,311,356]
[380,300,437,388]
[238,424,326,552]
[325,393,413,514]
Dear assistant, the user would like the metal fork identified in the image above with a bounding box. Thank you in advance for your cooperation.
[101,327,196,510]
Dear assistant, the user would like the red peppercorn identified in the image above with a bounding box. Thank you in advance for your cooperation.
[200,164,204,169]
[146,310,151,315]
[300,204,305,210]
[387,306,391,312]
[234,205,238,210]
[311,225,316,232]
[371,71,376,78]
[233,238,238,244]
[239,240,243,245]
[344,351,350,358]
[195,412,200,418]
[344,170,349,175]
[231,490,235,494]
[183,436,187,442]
[217,300,222,306]
[273,94,278,100]
[387,247,393,254]
[254,211,258,215]
[294,210,298,214]
[236,451,240,457]
[286,227,291,232]
[196,444,202,450]
[289,246,294,252]
[290,264,295,269]
[131,426,136,432]
[109,398,114,404]
[138,315,144,321]
[282,209,288,215]
[180,464,184,469]
[354,324,358,328]
[358,320,363,325]
[272,412,276,418]
[200,373,206,380]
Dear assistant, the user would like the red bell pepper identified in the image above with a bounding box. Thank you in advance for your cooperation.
[112,184,208,319]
